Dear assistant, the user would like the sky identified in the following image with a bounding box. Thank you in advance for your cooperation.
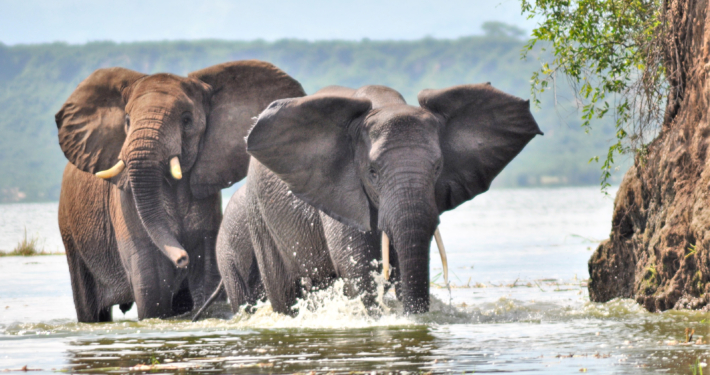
[0,0,537,45]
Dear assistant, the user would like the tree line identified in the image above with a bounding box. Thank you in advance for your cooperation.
[0,23,624,203]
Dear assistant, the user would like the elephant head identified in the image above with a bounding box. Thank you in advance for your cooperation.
[56,61,305,269]
[246,84,541,314]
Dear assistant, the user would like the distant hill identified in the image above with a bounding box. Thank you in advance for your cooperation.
[0,25,626,203]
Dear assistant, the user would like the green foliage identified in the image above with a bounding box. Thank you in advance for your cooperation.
[0,30,627,202]
[686,243,698,259]
[521,0,666,190]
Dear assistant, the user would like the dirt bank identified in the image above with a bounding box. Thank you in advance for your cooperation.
[589,0,710,311]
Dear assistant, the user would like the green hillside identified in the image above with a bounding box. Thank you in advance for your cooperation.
[0,24,626,203]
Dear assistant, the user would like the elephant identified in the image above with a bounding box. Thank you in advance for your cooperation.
[55,60,305,322]
[214,83,542,316]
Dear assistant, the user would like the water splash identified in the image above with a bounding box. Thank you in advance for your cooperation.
[229,280,414,329]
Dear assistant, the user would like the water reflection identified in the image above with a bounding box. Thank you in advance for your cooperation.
[66,326,445,373]
[4,287,710,374]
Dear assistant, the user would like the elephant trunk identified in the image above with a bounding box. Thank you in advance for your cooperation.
[126,124,188,269]
[379,172,439,314]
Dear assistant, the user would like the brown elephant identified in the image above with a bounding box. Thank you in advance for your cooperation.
[55,60,305,322]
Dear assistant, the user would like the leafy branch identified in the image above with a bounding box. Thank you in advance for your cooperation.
[521,0,667,190]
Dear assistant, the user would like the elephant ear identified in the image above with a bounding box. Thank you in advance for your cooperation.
[246,95,373,231]
[56,67,146,184]
[188,60,306,199]
[418,84,543,213]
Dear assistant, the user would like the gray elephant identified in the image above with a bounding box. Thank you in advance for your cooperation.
[214,84,542,316]
[56,61,305,322]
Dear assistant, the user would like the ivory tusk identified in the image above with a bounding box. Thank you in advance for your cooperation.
[382,231,390,280]
[434,227,448,285]
[170,156,182,180]
[95,160,125,180]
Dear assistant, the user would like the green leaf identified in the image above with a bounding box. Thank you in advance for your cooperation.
[521,0,666,190]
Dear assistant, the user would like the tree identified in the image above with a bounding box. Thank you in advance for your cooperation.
[521,0,666,189]
[523,0,710,311]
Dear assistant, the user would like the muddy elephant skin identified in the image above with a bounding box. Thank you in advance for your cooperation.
[216,84,542,315]
[56,60,305,322]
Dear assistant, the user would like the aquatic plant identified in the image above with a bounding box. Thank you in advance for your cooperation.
[691,358,705,375]
[1,228,47,256]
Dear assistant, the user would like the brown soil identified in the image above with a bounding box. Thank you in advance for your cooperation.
[588,0,710,311]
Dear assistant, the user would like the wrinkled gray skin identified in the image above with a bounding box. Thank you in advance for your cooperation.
[216,84,542,315]
[56,61,305,322]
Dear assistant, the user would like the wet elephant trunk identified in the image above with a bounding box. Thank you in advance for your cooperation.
[392,227,432,314]
[126,125,188,268]
[380,174,438,314]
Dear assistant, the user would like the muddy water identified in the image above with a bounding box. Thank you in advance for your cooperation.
[1,187,708,374]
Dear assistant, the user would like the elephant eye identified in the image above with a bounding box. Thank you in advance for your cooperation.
[124,115,130,130]
[434,158,444,177]
[181,113,193,128]
[369,166,379,182]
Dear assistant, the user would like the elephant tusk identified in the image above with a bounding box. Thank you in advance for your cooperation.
[382,231,390,280]
[95,160,125,179]
[170,156,182,180]
[434,227,448,285]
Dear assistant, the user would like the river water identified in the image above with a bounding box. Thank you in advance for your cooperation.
[1,186,708,374]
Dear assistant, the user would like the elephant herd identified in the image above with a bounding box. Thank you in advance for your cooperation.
[55,60,542,322]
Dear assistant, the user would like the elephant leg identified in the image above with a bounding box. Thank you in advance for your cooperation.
[180,188,224,314]
[114,189,188,320]
[63,235,112,323]
[217,230,263,313]
[200,229,224,304]
[249,213,300,315]
[124,241,186,320]
[217,188,264,313]
[184,230,220,312]
[220,250,262,313]
[320,213,381,308]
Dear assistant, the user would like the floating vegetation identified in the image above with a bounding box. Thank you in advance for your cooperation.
[430,277,588,291]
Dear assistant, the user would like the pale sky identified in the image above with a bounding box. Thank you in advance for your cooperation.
[0,0,537,45]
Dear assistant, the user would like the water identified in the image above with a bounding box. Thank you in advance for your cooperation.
[1,186,708,374]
